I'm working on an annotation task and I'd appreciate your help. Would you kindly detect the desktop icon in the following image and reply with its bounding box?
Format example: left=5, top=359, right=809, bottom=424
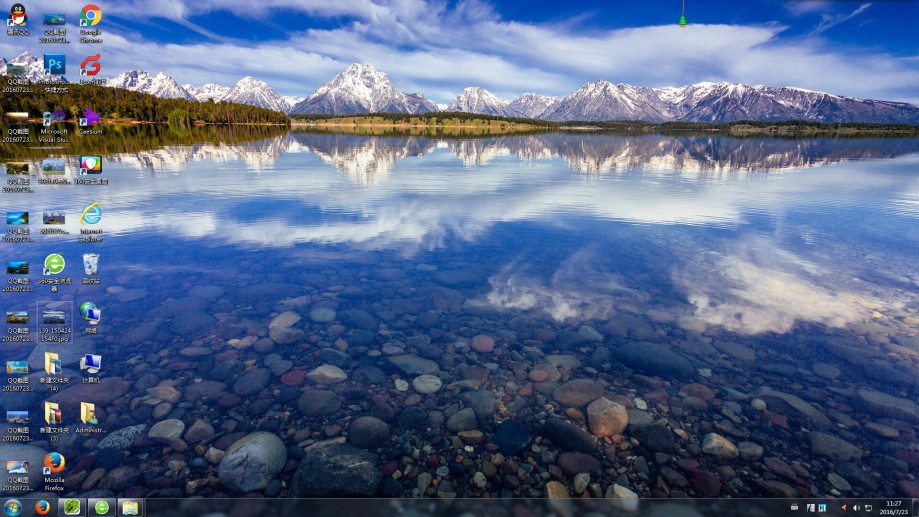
left=4, top=112, right=28, bottom=124
left=6, top=311, right=28, bottom=324
left=43, top=253, right=65, bottom=274
left=80, top=302, right=101, bottom=325
left=44, top=401, right=61, bottom=425
left=41, top=158, right=65, bottom=174
left=90, top=499, right=113, bottom=516
left=5, top=163, right=28, bottom=175
left=6, top=211, right=28, bottom=224
left=43, top=53, right=65, bottom=75
left=44, top=352, right=61, bottom=375
left=6, top=411, right=28, bottom=424
left=42, top=310, right=66, bottom=325
left=7, top=3, right=26, bottom=26
left=42, top=109, right=66, bottom=126
left=81, top=202, right=102, bottom=224
left=34, top=500, right=51, bottom=516
left=43, top=13, right=65, bottom=25
left=4, top=500, right=22, bottom=517
left=80, top=106, right=101, bottom=126
left=80, top=354, right=101, bottom=374
left=6, top=63, right=27, bottom=75
left=5, top=461, right=27, bottom=475
left=6, top=361, right=28, bottom=375
left=80, top=4, right=101, bottom=26
left=80, top=155, right=102, bottom=174
left=80, top=54, right=100, bottom=76
left=83, top=253, right=98, bottom=275
left=43, top=211, right=65, bottom=225
left=61, top=499, right=79, bottom=516
left=120, top=500, right=138, bottom=516
left=7, top=261, right=28, bottom=274
left=81, top=402, right=98, bottom=425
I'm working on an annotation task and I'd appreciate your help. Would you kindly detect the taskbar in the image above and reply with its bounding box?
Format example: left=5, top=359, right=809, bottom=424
left=2, top=497, right=917, bottom=517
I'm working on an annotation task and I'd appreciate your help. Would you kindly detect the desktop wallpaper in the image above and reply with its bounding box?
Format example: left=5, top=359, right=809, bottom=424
left=0, top=0, right=918, bottom=510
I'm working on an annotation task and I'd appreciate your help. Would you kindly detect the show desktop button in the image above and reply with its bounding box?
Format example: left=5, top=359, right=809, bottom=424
left=58, top=499, right=84, bottom=517
left=87, top=499, right=115, bottom=517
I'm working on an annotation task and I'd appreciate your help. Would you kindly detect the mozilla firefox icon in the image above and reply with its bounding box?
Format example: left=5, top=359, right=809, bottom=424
left=42, top=452, right=65, bottom=474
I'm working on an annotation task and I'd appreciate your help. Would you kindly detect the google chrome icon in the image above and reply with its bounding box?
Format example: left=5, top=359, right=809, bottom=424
left=34, top=501, right=51, bottom=516
left=80, top=4, right=102, bottom=26
left=43, top=452, right=65, bottom=474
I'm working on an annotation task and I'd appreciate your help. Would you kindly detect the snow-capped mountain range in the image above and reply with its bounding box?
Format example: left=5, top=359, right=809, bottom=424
left=508, top=93, right=560, bottom=119
left=289, top=64, right=436, bottom=115
left=95, top=64, right=919, bottom=123
left=542, top=81, right=919, bottom=123
left=107, top=70, right=196, bottom=101
left=446, top=87, right=526, bottom=118
left=2, top=51, right=917, bottom=122
left=108, top=71, right=303, bottom=112
left=183, top=83, right=229, bottom=101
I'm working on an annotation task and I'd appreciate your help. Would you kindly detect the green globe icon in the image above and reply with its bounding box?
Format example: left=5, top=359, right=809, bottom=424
left=94, top=500, right=109, bottom=515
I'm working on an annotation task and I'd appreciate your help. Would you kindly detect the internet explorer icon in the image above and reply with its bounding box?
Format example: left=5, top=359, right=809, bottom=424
left=80, top=202, right=102, bottom=224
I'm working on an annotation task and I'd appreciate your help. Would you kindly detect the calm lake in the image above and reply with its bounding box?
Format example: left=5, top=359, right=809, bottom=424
left=2, top=129, right=918, bottom=499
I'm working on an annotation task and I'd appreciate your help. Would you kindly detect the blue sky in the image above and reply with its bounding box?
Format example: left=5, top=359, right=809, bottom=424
left=3, top=0, right=918, bottom=103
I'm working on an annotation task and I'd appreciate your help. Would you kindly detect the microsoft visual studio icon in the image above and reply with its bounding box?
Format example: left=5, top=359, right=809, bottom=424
left=43, top=53, right=65, bottom=75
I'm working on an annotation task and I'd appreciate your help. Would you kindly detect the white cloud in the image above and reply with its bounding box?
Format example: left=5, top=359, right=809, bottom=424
left=9, top=0, right=917, bottom=104
left=812, top=3, right=872, bottom=34
left=672, top=237, right=876, bottom=334
left=482, top=248, right=647, bottom=322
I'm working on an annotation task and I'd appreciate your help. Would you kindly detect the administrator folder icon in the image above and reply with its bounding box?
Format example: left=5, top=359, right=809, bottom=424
left=121, top=500, right=139, bottom=515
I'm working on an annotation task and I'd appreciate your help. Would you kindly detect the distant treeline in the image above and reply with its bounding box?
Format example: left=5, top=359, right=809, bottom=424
left=291, top=111, right=559, bottom=127
left=293, top=125, right=553, bottom=139
left=560, top=119, right=919, bottom=134
left=0, top=83, right=290, bottom=125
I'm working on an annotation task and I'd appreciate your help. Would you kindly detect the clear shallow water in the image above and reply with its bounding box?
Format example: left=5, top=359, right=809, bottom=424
left=3, top=132, right=919, bottom=499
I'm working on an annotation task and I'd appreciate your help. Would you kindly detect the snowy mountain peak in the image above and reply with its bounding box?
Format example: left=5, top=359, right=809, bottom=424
left=447, top=87, right=525, bottom=118
left=184, top=82, right=230, bottom=101
left=289, top=63, right=436, bottom=115
left=106, top=70, right=195, bottom=101
left=508, top=93, right=560, bottom=118
left=234, top=76, right=265, bottom=88
left=13, top=50, right=37, bottom=63
left=219, top=76, right=289, bottom=112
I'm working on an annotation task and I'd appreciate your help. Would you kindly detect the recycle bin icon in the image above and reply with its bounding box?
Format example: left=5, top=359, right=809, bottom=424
left=83, top=253, right=99, bottom=275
